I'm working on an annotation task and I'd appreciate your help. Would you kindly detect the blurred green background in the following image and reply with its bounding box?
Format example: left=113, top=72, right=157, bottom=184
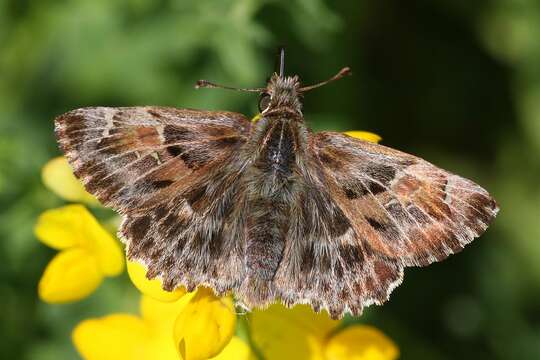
left=1, top=0, right=540, bottom=359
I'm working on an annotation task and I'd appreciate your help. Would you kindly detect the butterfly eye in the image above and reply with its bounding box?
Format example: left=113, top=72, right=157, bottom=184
left=258, top=93, right=272, bottom=112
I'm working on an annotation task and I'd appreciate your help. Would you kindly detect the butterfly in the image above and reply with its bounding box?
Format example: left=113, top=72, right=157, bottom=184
left=55, top=49, right=498, bottom=319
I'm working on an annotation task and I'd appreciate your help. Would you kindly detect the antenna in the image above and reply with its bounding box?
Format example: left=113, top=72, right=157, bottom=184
left=299, top=67, right=352, bottom=92
left=194, top=80, right=264, bottom=93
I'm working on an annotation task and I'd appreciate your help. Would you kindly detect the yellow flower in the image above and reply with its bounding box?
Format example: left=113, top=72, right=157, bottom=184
left=344, top=131, right=382, bottom=143
left=73, top=295, right=190, bottom=360
left=325, top=326, right=399, bottom=360
left=73, top=291, right=247, bottom=360
left=174, top=288, right=237, bottom=360
left=127, top=259, right=187, bottom=302
left=211, top=336, right=255, bottom=360
left=251, top=303, right=399, bottom=360
left=35, top=204, right=124, bottom=303
left=42, top=156, right=98, bottom=205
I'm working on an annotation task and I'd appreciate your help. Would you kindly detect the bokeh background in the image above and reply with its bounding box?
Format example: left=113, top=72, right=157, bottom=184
left=1, top=0, right=540, bottom=359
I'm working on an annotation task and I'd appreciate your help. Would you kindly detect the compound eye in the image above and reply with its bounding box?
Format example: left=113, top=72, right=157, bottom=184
left=258, top=93, right=271, bottom=112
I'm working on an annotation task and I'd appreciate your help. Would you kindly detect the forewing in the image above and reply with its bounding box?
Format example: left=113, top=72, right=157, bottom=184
left=55, top=106, right=251, bottom=214
left=313, top=132, right=498, bottom=267
left=55, top=106, right=252, bottom=291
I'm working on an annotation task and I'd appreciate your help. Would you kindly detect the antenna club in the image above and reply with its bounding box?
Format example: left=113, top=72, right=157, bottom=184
left=298, top=66, right=353, bottom=92
left=340, top=67, right=352, bottom=76
left=195, top=80, right=211, bottom=89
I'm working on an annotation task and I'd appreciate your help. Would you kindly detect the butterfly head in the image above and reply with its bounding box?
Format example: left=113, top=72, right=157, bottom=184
left=258, top=73, right=303, bottom=116
left=195, top=48, right=351, bottom=119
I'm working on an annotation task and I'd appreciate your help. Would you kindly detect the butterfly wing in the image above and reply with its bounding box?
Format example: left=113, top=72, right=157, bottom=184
left=274, top=131, right=498, bottom=318
left=55, top=106, right=252, bottom=292
left=314, top=132, right=498, bottom=265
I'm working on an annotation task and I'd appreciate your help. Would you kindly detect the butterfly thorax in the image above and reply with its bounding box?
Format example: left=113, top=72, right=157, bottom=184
left=248, top=112, right=307, bottom=187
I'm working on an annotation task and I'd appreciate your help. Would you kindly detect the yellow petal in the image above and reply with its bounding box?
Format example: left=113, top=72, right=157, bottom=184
left=324, top=325, right=399, bottom=360
left=174, top=288, right=237, bottom=360
left=251, top=303, right=339, bottom=360
left=344, top=131, right=382, bottom=143
left=74, top=296, right=193, bottom=360
left=141, top=295, right=197, bottom=360
left=127, top=260, right=187, bottom=302
left=140, top=294, right=193, bottom=331
left=210, top=336, right=254, bottom=360
left=38, top=248, right=103, bottom=303
left=35, top=205, right=84, bottom=250
left=42, top=156, right=98, bottom=204
left=73, top=314, right=149, bottom=360
left=35, top=205, right=124, bottom=276
left=79, top=209, right=124, bottom=277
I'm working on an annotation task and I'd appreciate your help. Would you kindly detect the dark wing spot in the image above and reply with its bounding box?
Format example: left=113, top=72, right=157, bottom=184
left=344, top=186, right=358, bottom=199
left=180, top=148, right=211, bottom=169
left=339, top=244, right=364, bottom=265
left=213, top=136, right=240, bottom=148
left=343, top=179, right=385, bottom=199
left=185, top=185, right=207, bottom=211
left=154, top=205, right=168, bottom=219
left=164, top=125, right=191, bottom=144
left=147, top=109, right=164, bottom=118
left=62, top=115, right=86, bottom=134
left=343, top=181, right=369, bottom=199
left=206, top=125, right=234, bottom=137
left=129, top=216, right=151, bottom=242
left=365, top=217, right=400, bottom=240
left=152, top=180, right=174, bottom=189
left=162, top=212, right=178, bottom=229
left=366, top=164, right=396, bottom=184
left=301, top=244, right=315, bottom=274
left=166, top=145, right=183, bottom=157
left=334, top=261, right=344, bottom=278
left=160, top=211, right=190, bottom=242
left=329, top=206, right=351, bottom=238
left=318, top=252, right=332, bottom=272
left=366, top=217, right=385, bottom=231
left=363, top=164, right=396, bottom=195
left=208, top=230, right=224, bottom=258
left=367, top=181, right=386, bottom=195
left=385, top=201, right=410, bottom=225
left=406, top=205, right=431, bottom=224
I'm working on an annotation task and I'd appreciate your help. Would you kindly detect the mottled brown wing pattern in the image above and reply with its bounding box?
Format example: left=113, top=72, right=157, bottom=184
left=272, top=177, right=404, bottom=318
left=56, top=107, right=250, bottom=213
left=274, top=131, right=497, bottom=317
left=314, top=132, right=498, bottom=266
left=120, top=162, right=250, bottom=293
left=55, top=107, right=252, bottom=292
